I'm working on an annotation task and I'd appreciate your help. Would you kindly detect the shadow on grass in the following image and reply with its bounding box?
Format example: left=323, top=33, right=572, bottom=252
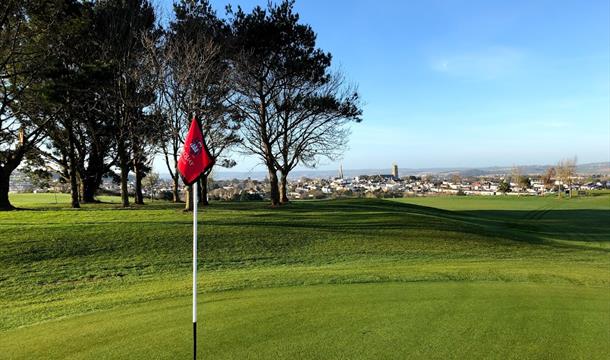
left=18, top=198, right=608, bottom=248
left=4, top=198, right=608, bottom=266
left=201, top=199, right=610, bottom=249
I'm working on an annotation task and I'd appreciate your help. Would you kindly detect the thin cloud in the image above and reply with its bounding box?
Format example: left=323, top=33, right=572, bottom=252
left=431, top=46, right=525, bottom=80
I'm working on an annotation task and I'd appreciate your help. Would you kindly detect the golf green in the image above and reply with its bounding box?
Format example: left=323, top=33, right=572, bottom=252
left=2, top=282, right=608, bottom=359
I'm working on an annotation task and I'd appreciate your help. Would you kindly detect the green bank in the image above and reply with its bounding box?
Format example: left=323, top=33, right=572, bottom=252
left=1, top=194, right=609, bottom=359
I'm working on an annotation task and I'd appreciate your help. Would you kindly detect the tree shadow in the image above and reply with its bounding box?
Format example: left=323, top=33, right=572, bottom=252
left=205, top=199, right=610, bottom=249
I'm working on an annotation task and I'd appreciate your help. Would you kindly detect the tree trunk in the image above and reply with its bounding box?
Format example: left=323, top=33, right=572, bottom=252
left=267, top=167, right=280, bottom=206
left=78, top=147, right=106, bottom=203
left=120, top=163, right=130, bottom=207
left=68, top=133, right=80, bottom=209
left=200, top=174, right=209, bottom=206
left=0, top=171, right=14, bottom=211
left=184, top=184, right=193, bottom=211
left=184, top=184, right=201, bottom=211
left=172, top=175, right=180, bottom=202
left=69, top=168, right=80, bottom=208
left=134, top=162, right=144, bottom=205
left=279, top=171, right=289, bottom=204
left=185, top=182, right=204, bottom=209
left=118, top=142, right=130, bottom=207
left=134, top=172, right=144, bottom=204
left=0, top=147, right=28, bottom=210
left=80, top=175, right=98, bottom=203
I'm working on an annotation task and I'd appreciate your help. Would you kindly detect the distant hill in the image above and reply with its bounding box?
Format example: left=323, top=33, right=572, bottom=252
left=430, top=162, right=610, bottom=177
left=576, top=162, right=610, bottom=174
left=156, top=162, right=609, bottom=180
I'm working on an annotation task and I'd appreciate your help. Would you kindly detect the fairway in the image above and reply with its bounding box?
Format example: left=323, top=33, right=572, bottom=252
left=1, top=194, right=609, bottom=359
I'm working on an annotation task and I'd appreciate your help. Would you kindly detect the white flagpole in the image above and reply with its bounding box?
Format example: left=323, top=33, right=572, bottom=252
left=193, top=181, right=198, bottom=360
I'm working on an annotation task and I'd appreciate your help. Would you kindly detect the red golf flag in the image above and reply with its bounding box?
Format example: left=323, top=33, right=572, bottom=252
left=178, top=118, right=214, bottom=185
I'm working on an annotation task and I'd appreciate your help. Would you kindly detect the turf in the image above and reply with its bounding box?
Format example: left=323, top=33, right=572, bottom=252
left=1, top=193, right=609, bottom=359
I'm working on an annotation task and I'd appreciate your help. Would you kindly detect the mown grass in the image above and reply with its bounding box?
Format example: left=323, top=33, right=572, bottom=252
left=1, top=193, right=609, bottom=359
left=3, top=282, right=608, bottom=360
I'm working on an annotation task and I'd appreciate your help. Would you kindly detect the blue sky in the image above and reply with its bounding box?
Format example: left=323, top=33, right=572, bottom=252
left=155, top=0, right=609, bottom=172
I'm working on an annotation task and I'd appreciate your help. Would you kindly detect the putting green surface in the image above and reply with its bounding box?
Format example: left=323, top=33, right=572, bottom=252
left=2, top=282, right=608, bottom=360
left=1, top=193, right=609, bottom=359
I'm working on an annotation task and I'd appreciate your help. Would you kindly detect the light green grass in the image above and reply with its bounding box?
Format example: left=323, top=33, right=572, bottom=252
left=2, top=282, right=608, bottom=360
left=1, top=193, right=609, bottom=359
left=391, top=192, right=610, bottom=211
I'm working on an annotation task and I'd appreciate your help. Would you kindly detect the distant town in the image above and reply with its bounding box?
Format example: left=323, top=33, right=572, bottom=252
left=10, top=162, right=610, bottom=202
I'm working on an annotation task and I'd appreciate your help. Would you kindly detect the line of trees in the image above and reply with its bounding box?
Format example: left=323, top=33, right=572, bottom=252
left=555, top=156, right=577, bottom=198
left=0, top=0, right=362, bottom=210
left=529, top=157, right=578, bottom=197
left=503, top=158, right=578, bottom=196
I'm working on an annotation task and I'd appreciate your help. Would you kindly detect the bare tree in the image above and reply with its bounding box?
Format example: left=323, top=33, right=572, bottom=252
left=272, top=73, right=361, bottom=203
left=142, top=171, right=159, bottom=200
left=557, top=157, right=577, bottom=198
left=144, top=33, right=186, bottom=202
left=450, top=174, right=461, bottom=185
left=230, top=46, right=283, bottom=205
left=542, top=166, right=556, bottom=196
left=511, top=165, right=522, bottom=195
left=518, top=176, right=531, bottom=191
left=145, top=0, right=239, bottom=209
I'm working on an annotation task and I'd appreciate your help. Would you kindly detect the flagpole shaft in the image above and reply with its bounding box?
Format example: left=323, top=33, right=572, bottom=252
left=193, top=181, right=198, bottom=360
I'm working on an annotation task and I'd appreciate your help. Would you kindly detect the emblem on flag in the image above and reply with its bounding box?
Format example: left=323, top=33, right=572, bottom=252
left=190, top=141, right=203, bottom=156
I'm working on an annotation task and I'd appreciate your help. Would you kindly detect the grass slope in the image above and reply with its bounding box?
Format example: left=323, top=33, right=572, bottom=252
left=1, top=193, right=609, bottom=359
